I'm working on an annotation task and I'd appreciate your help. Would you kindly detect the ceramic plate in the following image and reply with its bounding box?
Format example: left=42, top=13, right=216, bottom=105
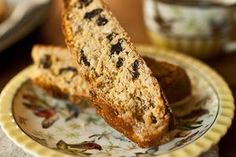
left=0, top=45, right=234, bottom=157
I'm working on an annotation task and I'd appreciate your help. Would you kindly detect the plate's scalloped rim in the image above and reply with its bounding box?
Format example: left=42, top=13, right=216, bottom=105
left=0, top=66, right=71, bottom=157
left=0, top=45, right=234, bottom=157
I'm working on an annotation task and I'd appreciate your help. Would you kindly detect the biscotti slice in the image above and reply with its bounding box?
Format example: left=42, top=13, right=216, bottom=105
left=31, top=45, right=191, bottom=105
left=62, top=0, right=173, bottom=147
left=143, top=57, right=191, bottom=104
left=31, top=45, right=90, bottom=104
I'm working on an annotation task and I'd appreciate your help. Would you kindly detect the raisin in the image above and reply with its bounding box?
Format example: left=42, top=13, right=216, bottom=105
left=96, top=16, right=108, bottom=26
left=84, top=8, right=103, bottom=20
left=132, top=71, right=140, bottom=80
left=132, top=60, right=139, bottom=72
left=111, top=39, right=123, bottom=55
left=78, top=0, right=93, bottom=8
left=39, top=55, right=51, bottom=69
left=116, top=57, right=124, bottom=68
left=80, top=50, right=90, bottom=67
left=151, top=115, right=157, bottom=123
left=59, top=67, right=78, bottom=75
left=106, top=32, right=117, bottom=41
left=131, top=60, right=140, bottom=80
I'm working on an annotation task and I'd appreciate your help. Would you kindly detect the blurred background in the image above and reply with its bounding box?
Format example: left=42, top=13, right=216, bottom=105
left=0, top=0, right=235, bottom=156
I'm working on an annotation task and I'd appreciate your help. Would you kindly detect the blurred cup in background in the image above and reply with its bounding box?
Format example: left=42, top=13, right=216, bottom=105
left=143, top=0, right=236, bottom=59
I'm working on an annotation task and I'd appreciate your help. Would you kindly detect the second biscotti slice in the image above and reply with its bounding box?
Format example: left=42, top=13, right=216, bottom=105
left=62, top=0, right=173, bottom=147
left=31, top=45, right=90, bottom=103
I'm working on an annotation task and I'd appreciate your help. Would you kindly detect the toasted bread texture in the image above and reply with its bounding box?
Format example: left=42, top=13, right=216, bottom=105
left=62, top=0, right=173, bottom=147
left=32, top=45, right=191, bottom=106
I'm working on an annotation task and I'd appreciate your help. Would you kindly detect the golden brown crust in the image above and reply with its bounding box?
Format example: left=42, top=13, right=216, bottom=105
left=33, top=77, right=91, bottom=105
left=92, top=95, right=170, bottom=148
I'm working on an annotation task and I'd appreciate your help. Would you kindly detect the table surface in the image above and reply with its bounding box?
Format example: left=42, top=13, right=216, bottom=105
left=0, top=1, right=235, bottom=157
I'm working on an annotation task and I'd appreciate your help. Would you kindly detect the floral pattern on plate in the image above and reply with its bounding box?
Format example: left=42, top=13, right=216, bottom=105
left=12, top=59, right=218, bottom=157
left=0, top=45, right=233, bottom=157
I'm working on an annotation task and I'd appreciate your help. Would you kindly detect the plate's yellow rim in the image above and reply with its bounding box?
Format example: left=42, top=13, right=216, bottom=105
left=0, top=45, right=234, bottom=157
left=0, top=66, right=72, bottom=157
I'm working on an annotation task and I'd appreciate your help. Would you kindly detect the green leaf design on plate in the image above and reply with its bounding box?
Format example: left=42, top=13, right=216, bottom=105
left=146, top=147, right=159, bottom=154
left=56, top=140, right=102, bottom=156
left=55, top=126, right=66, bottom=132
left=178, top=124, right=203, bottom=131
left=104, top=142, right=120, bottom=151
left=171, top=7, right=182, bottom=16
left=85, top=116, right=100, bottom=125
left=89, top=131, right=111, bottom=140
left=68, top=123, right=81, bottom=130
left=44, top=132, right=55, bottom=140
left=66, top=132, right=80, bottom=138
